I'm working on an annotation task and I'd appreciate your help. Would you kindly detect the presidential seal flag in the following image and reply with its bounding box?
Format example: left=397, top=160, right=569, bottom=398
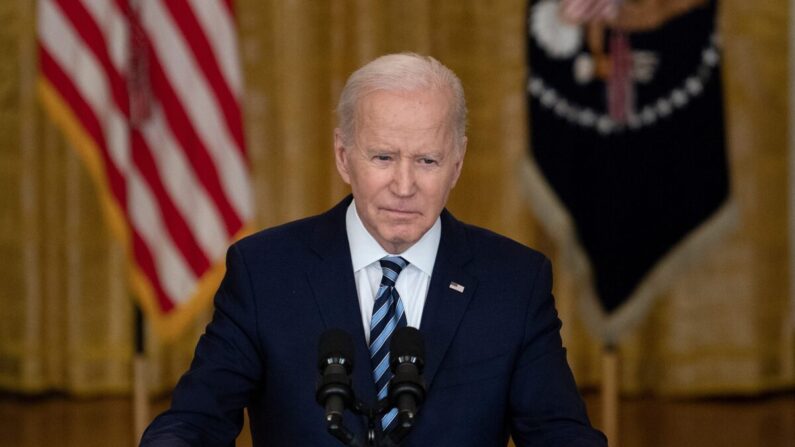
left=523, top=0, right=733, bottom=344
left=37, top=0, right=252, bottom=340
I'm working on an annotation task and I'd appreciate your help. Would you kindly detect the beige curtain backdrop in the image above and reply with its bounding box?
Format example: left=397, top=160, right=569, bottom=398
left=0, top=0, right=791, bottom=397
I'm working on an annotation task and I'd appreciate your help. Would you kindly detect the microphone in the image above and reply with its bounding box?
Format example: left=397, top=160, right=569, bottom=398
left=388, top=326, right=426, bottom=433
left=316, top=328, right=355, bottom=444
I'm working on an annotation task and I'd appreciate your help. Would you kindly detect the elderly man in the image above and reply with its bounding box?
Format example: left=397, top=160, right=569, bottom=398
left=141, top=53, right=606, bottom=447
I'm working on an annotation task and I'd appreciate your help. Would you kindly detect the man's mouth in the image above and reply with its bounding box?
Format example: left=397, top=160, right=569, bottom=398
left=381, top=208, right=419, bottom=217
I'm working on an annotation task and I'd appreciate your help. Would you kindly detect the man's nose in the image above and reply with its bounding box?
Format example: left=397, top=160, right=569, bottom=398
left=391, top=159, right=416, bottom=197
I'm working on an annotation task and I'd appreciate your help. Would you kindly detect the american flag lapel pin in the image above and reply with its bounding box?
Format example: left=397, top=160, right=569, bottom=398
left=449, top=281, right=465, bottom=293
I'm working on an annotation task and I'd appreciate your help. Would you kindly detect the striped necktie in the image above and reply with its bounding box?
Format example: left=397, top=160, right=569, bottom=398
left=369, top=255, right=409, bottom=431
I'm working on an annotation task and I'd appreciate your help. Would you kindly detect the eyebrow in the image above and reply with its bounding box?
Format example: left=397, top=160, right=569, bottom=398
left=364, top=147, right=448, bottom=160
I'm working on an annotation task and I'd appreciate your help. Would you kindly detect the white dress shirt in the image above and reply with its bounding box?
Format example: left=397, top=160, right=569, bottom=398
left=345, top=200, right=440, bottom=343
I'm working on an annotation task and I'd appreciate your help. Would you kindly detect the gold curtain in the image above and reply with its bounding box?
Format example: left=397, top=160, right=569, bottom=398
left=0, top=0, right=791, bottom=397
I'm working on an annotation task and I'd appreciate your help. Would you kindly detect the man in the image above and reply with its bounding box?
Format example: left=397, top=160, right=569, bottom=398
left=141, top=53, right=606, bottom=446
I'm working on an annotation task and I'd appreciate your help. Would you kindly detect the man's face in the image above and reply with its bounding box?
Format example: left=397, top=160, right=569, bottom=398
left=334, top=88, right=467, bottom=254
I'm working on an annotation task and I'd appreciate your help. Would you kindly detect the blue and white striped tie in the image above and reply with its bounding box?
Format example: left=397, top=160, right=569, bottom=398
left=369, top=256, right=409, bottom=432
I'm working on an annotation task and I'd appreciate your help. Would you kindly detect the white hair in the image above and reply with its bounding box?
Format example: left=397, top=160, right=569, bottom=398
left=336, top=53, right=468, bottom=146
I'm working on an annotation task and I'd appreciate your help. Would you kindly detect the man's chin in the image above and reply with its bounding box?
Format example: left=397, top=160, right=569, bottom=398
left=379, top=232, right=421, bottom=254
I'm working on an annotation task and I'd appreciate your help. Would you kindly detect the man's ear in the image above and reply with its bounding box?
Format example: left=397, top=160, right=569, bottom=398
left=334, top=129, right=351, bottom=185
left=450, top=136, right=467, bottom=188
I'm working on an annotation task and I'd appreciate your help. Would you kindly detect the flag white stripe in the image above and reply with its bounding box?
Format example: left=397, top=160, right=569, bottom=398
left=129, top=170, right=199, bottom=303
left=142, top=0, right=252, bottom=219
left=140, top=104, right=229, bottom=260
left=187, top=0, right=242, bottom=97
left=80, top=0, right=129, bottom=74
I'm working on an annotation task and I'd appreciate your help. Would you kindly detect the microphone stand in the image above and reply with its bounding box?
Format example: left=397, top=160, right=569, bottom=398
left=324, top=398, right=417, bottom=447
left=325, top=411, right=359, bottom=446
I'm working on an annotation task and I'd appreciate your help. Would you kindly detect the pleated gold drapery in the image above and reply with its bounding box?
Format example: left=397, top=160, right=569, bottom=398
left=0, top=0, right=791, bottom=397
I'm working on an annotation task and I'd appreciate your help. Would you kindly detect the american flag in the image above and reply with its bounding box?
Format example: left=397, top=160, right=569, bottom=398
left=37, top=0, right=252, bottom=340
left=560, top=0, right=618, bottom=24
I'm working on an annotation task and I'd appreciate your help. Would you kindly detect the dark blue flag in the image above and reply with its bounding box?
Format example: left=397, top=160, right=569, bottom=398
left=524, top=0, right=733, bottom=343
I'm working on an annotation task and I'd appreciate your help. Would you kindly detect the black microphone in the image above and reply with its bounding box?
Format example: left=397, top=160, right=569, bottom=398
left=316, top=328, right=355, bottom=439
left=388, top=326, right=426, bottom=433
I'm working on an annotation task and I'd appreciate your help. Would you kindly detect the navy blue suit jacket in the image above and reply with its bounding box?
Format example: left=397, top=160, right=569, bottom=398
left=141, top=196, right=606, bottom=446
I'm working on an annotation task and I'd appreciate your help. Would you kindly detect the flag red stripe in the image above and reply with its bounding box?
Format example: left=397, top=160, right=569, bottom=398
left=53, top=0, right=130, bottom=116
left=113, top=0, right=128, bottom=14
left=162, top=0, right=246, bottom=155
left=133, top=230, right=175, bottom=312
left=40, top=45, right=128, bottom=211
left=222, top=0, right=234, bottom=16
left=146, top=40, right=243, bottom=235
left=131, top=131, right=212, bottom=276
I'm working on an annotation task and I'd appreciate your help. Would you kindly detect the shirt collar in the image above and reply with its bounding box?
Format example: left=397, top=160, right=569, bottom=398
left=346, top=200, right=440, bottom=276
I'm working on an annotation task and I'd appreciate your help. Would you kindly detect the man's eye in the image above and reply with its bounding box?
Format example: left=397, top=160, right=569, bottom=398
left=420, top=158, right=438, bottom=165
left=374, top=155, right=392, bottom=161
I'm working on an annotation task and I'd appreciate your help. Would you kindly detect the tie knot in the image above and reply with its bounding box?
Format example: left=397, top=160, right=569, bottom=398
left=379, top=256, right=408, bottom=286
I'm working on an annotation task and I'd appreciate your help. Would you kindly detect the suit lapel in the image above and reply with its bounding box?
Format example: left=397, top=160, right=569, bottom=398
left=419, top=210, right=477, bottom=391
left=307, top=197, right=378, bottom=407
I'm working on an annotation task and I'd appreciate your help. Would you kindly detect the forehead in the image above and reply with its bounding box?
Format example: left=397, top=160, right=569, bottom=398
left=355, top=88, right=454, bottom=133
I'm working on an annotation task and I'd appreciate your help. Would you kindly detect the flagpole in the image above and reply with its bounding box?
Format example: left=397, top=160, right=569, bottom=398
left=133, top=305, right=149, bottom=446
left=129, top=0, right=149, bottom=439
left=789, top=0, right=795, bottom=329
left=601, top=344, right=619, bottom=447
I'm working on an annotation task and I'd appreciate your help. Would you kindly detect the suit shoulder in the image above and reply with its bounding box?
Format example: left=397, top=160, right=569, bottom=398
left=231, top=213, right=320, bottom=260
